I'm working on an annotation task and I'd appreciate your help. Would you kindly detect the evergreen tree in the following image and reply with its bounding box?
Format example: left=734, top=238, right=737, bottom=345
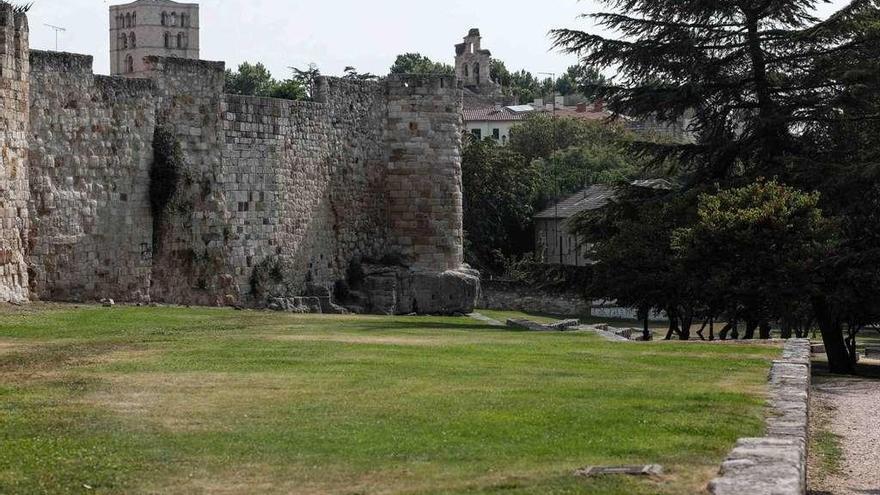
left=553, top=0, right=880, bottom=372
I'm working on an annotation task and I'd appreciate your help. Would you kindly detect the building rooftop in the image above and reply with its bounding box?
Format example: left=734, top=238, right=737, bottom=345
left=463, top=106, right=539, bottom=122
left=534, top=180, right=676, bottom=220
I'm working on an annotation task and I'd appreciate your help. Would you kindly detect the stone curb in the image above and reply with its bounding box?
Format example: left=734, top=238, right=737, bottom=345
left=708, top=339, right=811, bottom=495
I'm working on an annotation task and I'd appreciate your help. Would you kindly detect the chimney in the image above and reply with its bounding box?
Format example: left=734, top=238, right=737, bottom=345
left=593, top=98, right=605, bottom=113
left=576, top=102, right=588, bottom=113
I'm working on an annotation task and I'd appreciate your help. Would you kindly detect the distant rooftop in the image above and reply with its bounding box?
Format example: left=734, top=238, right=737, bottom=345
left=535, top=180, right=675, bottom=220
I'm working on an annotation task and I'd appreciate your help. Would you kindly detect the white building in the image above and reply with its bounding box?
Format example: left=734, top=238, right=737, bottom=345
left=110, top=0, right=200, bottom=76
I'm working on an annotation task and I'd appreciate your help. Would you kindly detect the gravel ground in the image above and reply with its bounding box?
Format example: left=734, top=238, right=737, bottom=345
left=809, top=373, right=880, bottom=495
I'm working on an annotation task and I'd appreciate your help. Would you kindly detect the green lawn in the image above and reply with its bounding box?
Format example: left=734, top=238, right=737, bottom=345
left=0, top=305, right=780, bottom=495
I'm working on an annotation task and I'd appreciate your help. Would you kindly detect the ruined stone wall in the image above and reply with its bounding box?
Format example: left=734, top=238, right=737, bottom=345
left=27, top=51, right=155, bottom=302
left=0, top=7, right=29, bottom=303
left=384, top=75, right=464, bottom=272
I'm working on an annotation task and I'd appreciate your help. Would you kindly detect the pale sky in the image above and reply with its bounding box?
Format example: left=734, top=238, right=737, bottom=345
left=27, top=0, right=850, bottom=78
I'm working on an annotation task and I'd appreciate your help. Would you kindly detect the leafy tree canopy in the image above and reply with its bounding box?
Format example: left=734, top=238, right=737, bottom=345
left=390, top=53, right=455, bottom=76
left=225, top=62, right=307, bottom=101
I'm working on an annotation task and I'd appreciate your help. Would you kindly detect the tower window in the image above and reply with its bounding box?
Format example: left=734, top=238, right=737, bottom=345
left=125, top=13, right=131, bottom=28
left=125, top=55, right=134, bottom=74
left=171, top=12, right=178, bottom=26
left=120, top=33, right=128, bottom=49
left=177, top=32, right=184, bottom=49
left=161, top=12, right=167, bottom=26
left=130, top=32, right=136, bottom=48
left=464, top=65, right=469, bottom=78
left=164, top=32, right=171, bottom=48
left=132, top=12, right=136, bottom=27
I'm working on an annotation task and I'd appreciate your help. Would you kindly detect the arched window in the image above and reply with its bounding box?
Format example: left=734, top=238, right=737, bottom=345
left=131, top=12, right=136, bottom=27
left=464, top=65, right=469, bottom=78
left=171, top=12, right=178, bottom=26
left=161, top=12, right=167, bottom=26
left=125, top=13, right=131, bottom=28
left=125, top=55, right=134, bottom=74
left=130, top=32, right=136, bottom=48
left=164, top=32, right=171, bottom=49
left=120, top=33, right=128, bottom=49
left=177, top=32, right=184, bottom=48
left=180, top=13, right=187, bottom=27
left=116, top=15, right=122, bottom=29
left=474, top=63, right=481, bottom=82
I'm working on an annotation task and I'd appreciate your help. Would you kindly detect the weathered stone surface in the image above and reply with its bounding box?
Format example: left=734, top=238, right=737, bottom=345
left=0, top=8, right=30, bottom=304
left=1, top=9, right=479, bottom=314
left=506, top=318, right=580, bottom=332
left=478, top=281, right=590, bottom=317
left=708, top=339, right=811, bottom=495
left=574, top=465, right=663, bottom=477
left=355, top=265, right=479, bottom=315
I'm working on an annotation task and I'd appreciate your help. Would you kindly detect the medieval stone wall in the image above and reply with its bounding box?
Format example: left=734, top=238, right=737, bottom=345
left=2, top=9, right=476, bottom=313
left=27, top=51, right=155, bottom=302
left=0, top=8, right=29, bottom=303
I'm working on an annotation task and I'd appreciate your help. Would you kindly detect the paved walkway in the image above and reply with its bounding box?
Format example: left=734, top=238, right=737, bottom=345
left=809, top=372, right=880, bottom=495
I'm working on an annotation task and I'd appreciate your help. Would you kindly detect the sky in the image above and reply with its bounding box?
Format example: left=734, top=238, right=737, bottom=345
left=27, top=0, right=851, bottom=78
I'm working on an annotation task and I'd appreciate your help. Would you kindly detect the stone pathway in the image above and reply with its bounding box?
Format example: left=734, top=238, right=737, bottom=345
left=809, top=374, right=880, bottom=495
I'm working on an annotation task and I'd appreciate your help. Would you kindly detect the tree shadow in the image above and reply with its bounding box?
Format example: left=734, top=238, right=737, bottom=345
left=812, top=359, right=880, bottom=380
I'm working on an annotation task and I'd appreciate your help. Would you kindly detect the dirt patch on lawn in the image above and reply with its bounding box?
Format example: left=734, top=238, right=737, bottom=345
left=83, top=372, right=343, bottom=433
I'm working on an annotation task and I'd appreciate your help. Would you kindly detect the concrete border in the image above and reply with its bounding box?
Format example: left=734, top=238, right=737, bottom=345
left=708, top=339, right=811, bottom=495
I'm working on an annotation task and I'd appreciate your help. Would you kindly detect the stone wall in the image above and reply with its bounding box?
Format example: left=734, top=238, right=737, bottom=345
left=5, top=10, right=477, bottom=313
left=28, top=51, right=155, bottom=302
left=709, top=339, right=811, bottom=495
left=0, top=7, right=29, bottom=303
left=478, top=281, right=591, bottom=317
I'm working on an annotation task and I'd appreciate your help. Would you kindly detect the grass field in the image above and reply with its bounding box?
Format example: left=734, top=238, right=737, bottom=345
left=0, top=304, right=781, bottom=495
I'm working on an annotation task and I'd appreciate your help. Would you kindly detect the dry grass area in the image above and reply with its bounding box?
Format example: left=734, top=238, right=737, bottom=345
left=0, top=304, right=782, bottom=495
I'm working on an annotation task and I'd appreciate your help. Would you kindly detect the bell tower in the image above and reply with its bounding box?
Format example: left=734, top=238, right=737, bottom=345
left=109, top=0, right=200, bottom=76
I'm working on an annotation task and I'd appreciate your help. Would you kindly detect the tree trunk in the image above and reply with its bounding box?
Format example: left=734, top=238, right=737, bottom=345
left=709, top=319, right=715, bottom=341
left=744, top=320, right=758, bottom=340
left=696, top=320, right=709, bottom=341
left=643, top=311, right=651, bottom=342
left=780, top=320, right=793, bottom=339
left=812, top=297, right=854, bottom=374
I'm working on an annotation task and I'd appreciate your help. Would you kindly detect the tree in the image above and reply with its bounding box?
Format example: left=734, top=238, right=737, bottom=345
left=390, top=53, right=454, bottom=76
left=225, top=62, right=307, bottom=101
left=508, top=113, right=626, bottom=163
left=342, top=66, right=379, bottom=81
left=555, top=65, right=609, bottom=96
left=291, top=63, right=322, bottom=100
left=225, top=62, right=276, bottom=97
left=552, top=0, right=880, bottom=372
left=461, top=137, right=541, bottom=272
left=535, top=143, right=639, bottom=204
left=672, top=181, right=838, bottom=341
left=573, top=186, right=700, bottom=340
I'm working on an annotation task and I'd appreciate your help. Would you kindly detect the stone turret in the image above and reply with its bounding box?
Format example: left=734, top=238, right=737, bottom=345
left=0, top=3, right=29, bottom=303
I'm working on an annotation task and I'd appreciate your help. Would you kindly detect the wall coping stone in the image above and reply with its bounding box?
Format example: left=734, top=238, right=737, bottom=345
left=708, top=339, right=811, bottom=495
left=30, top=50, right=93, bottom=73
